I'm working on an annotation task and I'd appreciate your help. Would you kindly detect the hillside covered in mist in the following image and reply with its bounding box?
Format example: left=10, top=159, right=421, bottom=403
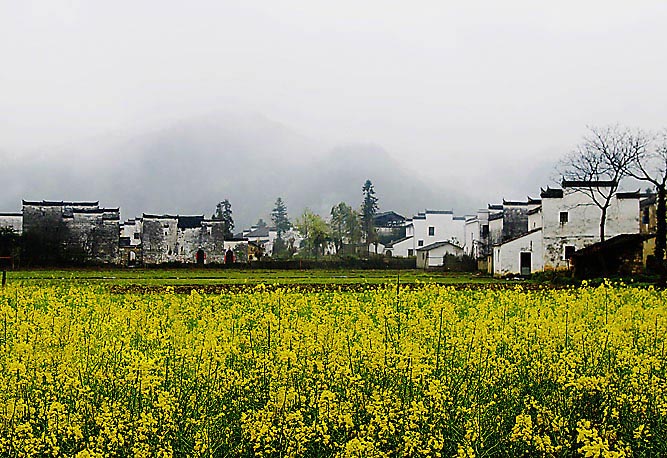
left=1, top=112, right=475, bottom=228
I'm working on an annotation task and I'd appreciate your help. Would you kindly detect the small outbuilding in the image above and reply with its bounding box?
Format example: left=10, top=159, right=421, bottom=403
left=570, top=233, right=655, bottom=279
left=416, top=241, right=464, bottom=268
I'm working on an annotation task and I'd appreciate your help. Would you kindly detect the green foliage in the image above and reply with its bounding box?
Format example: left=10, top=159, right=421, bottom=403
left=295, top=209, right=331, bottom=258
left=233, top=243, right=248, bottom=263
left=329, top=202, right=362, bottom=255
left=0, top=228, right=21, bottom=262
left=212, top=199, right=234, bottom=239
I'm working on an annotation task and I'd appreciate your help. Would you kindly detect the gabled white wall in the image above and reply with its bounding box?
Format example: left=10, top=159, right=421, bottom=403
left=493, top=229, right=544, bottom=276
left=541, top=189, right=639, bottom=269
left=464, top=217, right=479, bottom=256
left=384, top=236, right=414, bottom=257
left=416, top=243, right=464, bottom=268
left=407, top=211, right=466, bottom=253
left=528, top=208, right=542, bottom=231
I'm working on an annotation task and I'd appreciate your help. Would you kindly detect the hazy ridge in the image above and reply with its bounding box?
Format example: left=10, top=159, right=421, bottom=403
left=1, top=113, right=475, bottom=228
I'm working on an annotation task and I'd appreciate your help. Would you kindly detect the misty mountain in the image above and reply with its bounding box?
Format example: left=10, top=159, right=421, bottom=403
left=1, top=113, right=475, bottom=228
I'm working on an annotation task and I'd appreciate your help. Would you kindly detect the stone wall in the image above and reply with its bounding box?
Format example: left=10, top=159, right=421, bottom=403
left=141, top=215, right=179, bottom=265
left=21, top=200, right=118, bottom=264
left=63, top=209, right=120, bottom=264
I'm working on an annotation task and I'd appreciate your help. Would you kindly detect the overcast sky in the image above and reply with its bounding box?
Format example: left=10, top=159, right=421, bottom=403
left=2, top=0, right=667, bottom=206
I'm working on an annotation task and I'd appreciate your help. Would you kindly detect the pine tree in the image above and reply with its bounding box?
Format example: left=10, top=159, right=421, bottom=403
left=212, top=199, right=234, bottom=239
left=271, top=197, right=292, bottom=257
left=361, top=180, right=379, bottom=253
left=271, top=197, right=291, bottom=236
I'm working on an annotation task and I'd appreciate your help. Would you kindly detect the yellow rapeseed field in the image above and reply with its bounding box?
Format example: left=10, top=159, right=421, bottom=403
left=0, top=283, right=665, bottom=457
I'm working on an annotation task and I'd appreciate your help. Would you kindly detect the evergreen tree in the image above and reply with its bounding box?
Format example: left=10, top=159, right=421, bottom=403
left=271, top=197, right=291, bottom=236
left=360, top=180, right=379, bottom=253
left=212, top=199, right=234, bottom=239
left=256, top=218, right=268, bottom=229
left=271, top=197, right=292, bottom=257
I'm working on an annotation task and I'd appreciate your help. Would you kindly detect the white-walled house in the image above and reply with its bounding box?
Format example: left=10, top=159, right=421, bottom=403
left=245, top=226, right=278, bottom=256
left=464, top=210, right=489, bottom=258
left=121, top=219, right=143, bottom=246
left=384, top=236, right=414, bottom=257
left=539, top=183, right=640, bottom=270
left=492, top=182, right=641, bottom=276
left=416, top=241, right=464, bottom=268
left=381, top=210, right=469, bottom=261
left=401, top=210, right=466, bottom=252
left=492, top=228, right=543, bottom=276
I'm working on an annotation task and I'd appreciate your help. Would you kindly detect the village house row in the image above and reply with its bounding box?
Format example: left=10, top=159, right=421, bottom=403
left=379, top=180, right=655, bottom=276
left=0, top=201, right=272, bottom=265
left=0, top=181, right=658, bottom=275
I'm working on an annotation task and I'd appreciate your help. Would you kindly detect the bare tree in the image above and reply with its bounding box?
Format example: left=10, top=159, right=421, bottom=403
left=626, top=130, right=667, bottom=282
left=559, top=126, right=649, bottom=242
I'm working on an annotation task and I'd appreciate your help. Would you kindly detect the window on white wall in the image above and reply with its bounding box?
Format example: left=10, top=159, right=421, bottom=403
left=560, top=212, right=569, bottom=224
left=428, top=226, right=435, bottom=236
left=418, top=240, right=424, bottom=247
left=408, top=249, right=414, bottom=256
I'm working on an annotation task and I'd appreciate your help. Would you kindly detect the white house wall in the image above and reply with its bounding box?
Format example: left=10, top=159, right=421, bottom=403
left=464, top=218, right=479, bottom=256
left=122, top=220, right=143, bottom=246
left=541, top=190, right=639, bottom=270
left=384, top=236, right=414, bottom=257
left=528, top=210, right=542, bottom=232
left=416, top=244, right=464, bottom=268
left=408, top=211, right=466, bottom=252
left=489, top=217, right=503, bottom=245
left=493, top=229, right=544, bottom=276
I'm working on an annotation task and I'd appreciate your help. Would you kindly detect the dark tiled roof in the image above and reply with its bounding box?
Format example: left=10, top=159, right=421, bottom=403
left=493, top=227, right=542, bottom=246
left=0, top=212, right=21, bottom=216
left=616, top=191, right=640, bottom=199
left=425, top=210, right=453, bottom=214
left=562, top=179, right=616, bottom=188
left=374, top=211, right=405, bottom=220
left=178, top=215, right=204, bottom=229
left=416, top=240, right=463, bottom=251
left=540, top=187, right=564, bottom=198
left=246, top=227, right=270, bottom=238
left=72, top=208, right=119, bottom=214
left=502, top=199, right=530, bottom=206
left=488, top=204, right=503, bottom=210
left=571, top=233, right=655, bottom=257
left=23, top=200, right=99, bottom=207
left=384, top=236, right=413, bottom=248
left=527, top=206, right=542, bottom=215
left=143, top=214, right=178, bottom=219
left=453, top=216, right=466, bottom=221
left=641, top=195, right=657, bottom=207
left=489, top=212, right=504, bottom=221
left=501, top=198, right=542, bottom=206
